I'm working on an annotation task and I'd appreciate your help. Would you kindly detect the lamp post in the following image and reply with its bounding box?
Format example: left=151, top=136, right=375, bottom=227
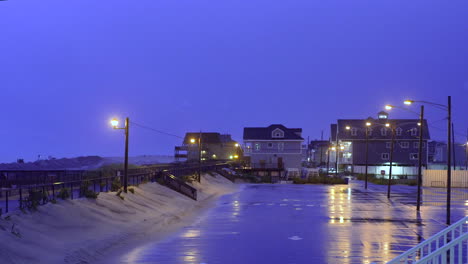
left=335, top=125, right=339, bottom=177
left=190, top=133, right=202, bottom=183
left=326, top=143, right=331, bottom=175
left=386, top=123, right=395, bottom=199
left=386, top=104, right=425, bottom=211
left=344, top=122, right=371, bottom=189
left=364, top=121, right=371, bottom=189
left=405, top=96, right=451, bottom=225
left=111, top=118, right=129, bottom=193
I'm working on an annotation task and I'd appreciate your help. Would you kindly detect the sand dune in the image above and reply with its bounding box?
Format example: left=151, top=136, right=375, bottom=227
left=0, top=173, right=237, bottom=264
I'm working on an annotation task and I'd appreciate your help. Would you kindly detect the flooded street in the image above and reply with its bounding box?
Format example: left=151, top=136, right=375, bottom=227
left=116, top=182, right=468, bottom=264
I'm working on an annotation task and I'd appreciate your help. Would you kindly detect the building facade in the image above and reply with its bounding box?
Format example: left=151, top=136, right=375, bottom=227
left=428, top=141, right=468, bottom=170
left=243, top=124, right=304, bottom=175
left=174, top=132, right=241, bottom=162
left=330, top=112, right=430, bottom=177
left=307, top=140, right=330, bottom=167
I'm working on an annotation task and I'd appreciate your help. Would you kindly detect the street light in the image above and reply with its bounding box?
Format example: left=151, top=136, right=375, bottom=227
left=364, top=121, right=371, bottom=189
left=189, top=133, right=202, bottom=182
left=386, top=104, right=425, bottom=211
left=110, top=117, right=129, bottom=193
left=405, top=96, right=451, bottom=225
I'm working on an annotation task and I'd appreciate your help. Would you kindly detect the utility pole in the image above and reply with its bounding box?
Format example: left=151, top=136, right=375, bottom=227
left=417, top=106, right=424, bottom=211
left=335, top=124, right=339, bottom=177
left=198, top=131, right=202, bottom=183
left=326, top=139, right=330, bottom=175
left=124, top=117, right=129, bottom=193
left=365, top=124, right=369, bottom=189
left=447, top=96, right=452, bottom=225
left=466, top=128, right=467, bottom=171
left=452, top=123, right=456, bottom=170
left=387, top=124, right=395, bottom=199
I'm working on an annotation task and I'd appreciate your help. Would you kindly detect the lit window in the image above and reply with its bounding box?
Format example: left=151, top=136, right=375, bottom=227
left=255, top=143, right=261, bottom=151
left=381, top=153, right=390, bottom=160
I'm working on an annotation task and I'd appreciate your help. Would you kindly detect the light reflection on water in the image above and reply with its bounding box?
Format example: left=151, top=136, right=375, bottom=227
left=116, top=183, right=468, bottom=264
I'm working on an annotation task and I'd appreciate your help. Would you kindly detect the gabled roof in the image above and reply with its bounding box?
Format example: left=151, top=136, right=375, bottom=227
left=243, top=124, right=303, bottom=140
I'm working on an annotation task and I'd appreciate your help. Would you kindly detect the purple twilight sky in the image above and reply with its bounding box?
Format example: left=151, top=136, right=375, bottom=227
left=1, top=0, right=467, bottom=162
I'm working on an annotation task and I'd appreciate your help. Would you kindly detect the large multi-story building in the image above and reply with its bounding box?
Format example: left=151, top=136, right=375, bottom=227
left=243, top=124, right=304, bottom=176
left=174, top=132, right=241, bottom=162
left=330, top=111, right=430, bottom=178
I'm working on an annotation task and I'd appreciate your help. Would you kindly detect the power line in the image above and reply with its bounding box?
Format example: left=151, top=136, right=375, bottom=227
left=130, top=121, right=184, bottom=139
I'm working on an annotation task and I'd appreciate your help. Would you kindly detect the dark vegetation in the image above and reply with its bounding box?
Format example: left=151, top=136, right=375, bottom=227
left=292, top=176, right=347, bottom=185
left=355, top=174, right=417, bottom=186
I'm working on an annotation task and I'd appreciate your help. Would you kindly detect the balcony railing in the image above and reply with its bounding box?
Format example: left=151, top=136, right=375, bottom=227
left=249, top=163, right=283, bottom=169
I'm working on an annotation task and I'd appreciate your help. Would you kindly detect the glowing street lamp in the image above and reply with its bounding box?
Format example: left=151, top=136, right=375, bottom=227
left=110, top=117, right=129, bottom=193
left=404, top=97, right=451, bottom=225
left=345, top=126, right=351, bottom=130
left=385, top=103, right=425, bottom=211
left=385, top=105, right=393, bottom=110
left=189, top=134, right=202, bottom=182
left=364, top=120, right=372, bottom=189
left=110, top=118, right=119, bottom=128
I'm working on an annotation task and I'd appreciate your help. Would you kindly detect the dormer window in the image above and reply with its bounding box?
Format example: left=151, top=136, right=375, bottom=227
left=272, top=128, right=284, bottom=138
left=378, top=111, right=389, bottom=120
left=410, top=128, right=418, bottom=136
left=381, top=128, right=387, bottom=136
left=396, top=127, right=403, bottom=136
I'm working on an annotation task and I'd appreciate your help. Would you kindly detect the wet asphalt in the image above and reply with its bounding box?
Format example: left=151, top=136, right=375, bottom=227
left=116, top=180, right=468, bottom=264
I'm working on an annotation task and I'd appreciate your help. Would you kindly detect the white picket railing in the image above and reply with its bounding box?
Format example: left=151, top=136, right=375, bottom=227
left=387, top=216, right=468, bottom=264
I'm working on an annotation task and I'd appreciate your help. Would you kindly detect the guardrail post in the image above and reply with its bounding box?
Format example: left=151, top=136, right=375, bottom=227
left=19, top=188, right=22, bottom=209
left=6, top=190, right=8, bottom=213
left=41, top=186, right=45, bottom=204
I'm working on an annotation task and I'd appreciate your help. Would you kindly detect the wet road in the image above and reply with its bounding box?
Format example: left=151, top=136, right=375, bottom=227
left=117, top=182, right=468, bottom=264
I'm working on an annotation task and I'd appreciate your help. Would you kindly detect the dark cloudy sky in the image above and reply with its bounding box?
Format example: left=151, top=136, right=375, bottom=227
left=1, top=0, right=467, bottom=162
